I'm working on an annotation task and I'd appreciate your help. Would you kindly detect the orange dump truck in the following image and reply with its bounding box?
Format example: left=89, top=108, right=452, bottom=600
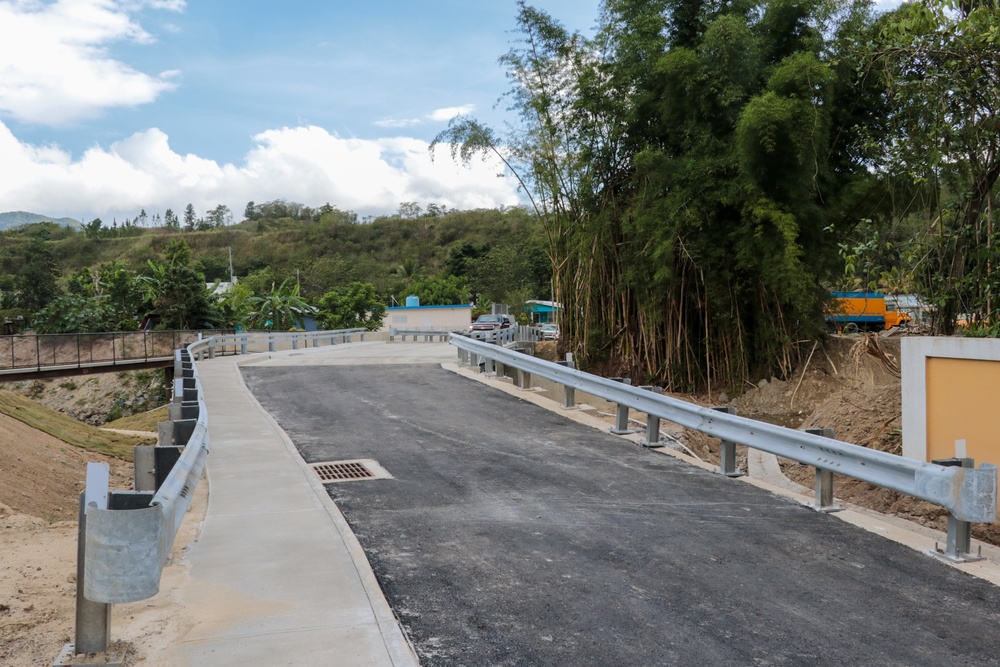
left=826, top=291, right=911, bottom=330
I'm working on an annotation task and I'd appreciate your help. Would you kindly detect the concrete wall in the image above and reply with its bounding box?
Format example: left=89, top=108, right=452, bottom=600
left=381, top=305, right=472, bottom=332
left=902, top=338, right=1000, bottom=487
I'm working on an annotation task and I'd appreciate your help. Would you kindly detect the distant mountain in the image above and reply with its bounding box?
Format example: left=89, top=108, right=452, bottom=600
left=0, top=211, right=81, bottom=231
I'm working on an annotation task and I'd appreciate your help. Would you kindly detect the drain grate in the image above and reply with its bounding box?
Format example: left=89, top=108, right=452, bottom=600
left=310, top=459, right=391, bottom=483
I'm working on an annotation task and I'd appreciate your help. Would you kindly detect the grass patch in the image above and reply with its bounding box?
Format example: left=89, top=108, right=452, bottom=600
left=104, top=405, right=169, bottom=432
left=0, top=390, right=148, bottom=459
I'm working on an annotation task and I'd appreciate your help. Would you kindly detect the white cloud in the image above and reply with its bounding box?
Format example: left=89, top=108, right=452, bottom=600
left=428, top=105, right=475, bottom=122
left=0, top=0, right=184, bottom=125
left=0, top=121, right=524, bottom=220
left=373, top=105, right=477, bottom=129
left=373, top=118, right=422, bottom=129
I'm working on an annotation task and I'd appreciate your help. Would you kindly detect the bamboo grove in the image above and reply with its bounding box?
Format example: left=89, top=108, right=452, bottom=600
left=434, top=0, right=1000, bottom=392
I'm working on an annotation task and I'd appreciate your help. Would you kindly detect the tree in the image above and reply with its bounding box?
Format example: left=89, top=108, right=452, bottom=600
left=33, top=293, right=114, bottom=333
left=164, top=209, right=180, bottom=230
left=183, top=203, right=197, bottom=231
left=468, top=242, right=550, bottom=306
left=207, top=204, right=232, bottom=228
left=869, top=0, right=1000, bottom=332
left=141, top=239, right=219, bottom=329
left=83, top=217, right=104, bottom=239
left=434, top=0, right=883, bottom=390
left=318, top=282, right=387, bottom=331
left=405, top=275, right=469, bottom=306
left=398, top=202, right=423, bottom=218
left=247, top=278, right=313, bottom=330
left=13, top=240, right=62, bottom=314
left=216, top=282, right=256, bottom=328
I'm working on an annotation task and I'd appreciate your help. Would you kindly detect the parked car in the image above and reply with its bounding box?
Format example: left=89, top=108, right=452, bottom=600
left=539, top=323, right=560, bottom=340
left=470, top=314, right=515, bottom=331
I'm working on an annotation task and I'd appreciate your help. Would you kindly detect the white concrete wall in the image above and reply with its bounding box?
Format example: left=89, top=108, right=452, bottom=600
left=381, top=306, right=472, bottom=332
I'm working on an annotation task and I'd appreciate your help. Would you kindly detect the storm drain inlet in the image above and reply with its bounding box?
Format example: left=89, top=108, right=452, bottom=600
left=311, top=459, right=392, bottom=483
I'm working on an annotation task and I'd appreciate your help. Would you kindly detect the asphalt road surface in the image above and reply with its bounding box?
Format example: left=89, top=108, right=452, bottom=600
left=242, top=363, right=1000, bottom=667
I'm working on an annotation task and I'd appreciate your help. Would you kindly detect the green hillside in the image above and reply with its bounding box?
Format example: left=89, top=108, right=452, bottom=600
left=0, top=211, right=80, bottom=231
left=0, top=205, right=550, bottom=323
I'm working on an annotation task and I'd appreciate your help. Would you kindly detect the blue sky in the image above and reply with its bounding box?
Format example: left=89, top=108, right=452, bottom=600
left=0, top=0, right=601, bottom=221
left=0, top=0, right=901, bottom=222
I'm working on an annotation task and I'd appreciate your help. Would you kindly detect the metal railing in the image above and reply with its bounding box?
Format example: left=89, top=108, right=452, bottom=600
left=0, top=329, right=233, bottom=376
left=193, top=328, right=370, bottom=357
left=449, top=334, right=998, bottom=563
left=387, top=326, right=540, bottom=344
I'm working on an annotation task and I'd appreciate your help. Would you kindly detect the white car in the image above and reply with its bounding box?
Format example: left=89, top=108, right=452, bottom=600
left=539, top=323, right=559, bottom=340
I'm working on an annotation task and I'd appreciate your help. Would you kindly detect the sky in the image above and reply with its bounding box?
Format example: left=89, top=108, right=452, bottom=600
left=0, top=0, right=902, bottom=224
left=0, top=0, right=601, bottom=222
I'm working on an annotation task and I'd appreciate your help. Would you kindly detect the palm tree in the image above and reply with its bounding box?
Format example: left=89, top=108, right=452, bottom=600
left=248, top=278, right=315, bottom=330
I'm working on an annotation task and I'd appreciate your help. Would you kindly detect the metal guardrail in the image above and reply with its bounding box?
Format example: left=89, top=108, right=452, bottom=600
left=389, top=326, right=541, bottom=344
left=390, top=327, right=456, bottom=342
left=62, top=328, right=371, bottom=660
left=194, top=328, right=369, bottom=357
left=449, top=334, right=999, bottom=563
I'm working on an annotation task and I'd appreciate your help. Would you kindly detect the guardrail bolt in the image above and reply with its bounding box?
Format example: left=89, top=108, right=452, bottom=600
left=712, top=406, right=744, bottom=477
left=805, top=428, right=842, bottom=512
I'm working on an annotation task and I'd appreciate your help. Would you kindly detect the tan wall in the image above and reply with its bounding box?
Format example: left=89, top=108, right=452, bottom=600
left=380, top=307, right=471, bottom=332
left=925, top=357, right=1000, bottom=464
left=902, top=337, right=1000, bottom=508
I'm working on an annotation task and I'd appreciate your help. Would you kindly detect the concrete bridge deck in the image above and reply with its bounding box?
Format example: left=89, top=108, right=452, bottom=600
left=162, top=341, right=1000, bottom=666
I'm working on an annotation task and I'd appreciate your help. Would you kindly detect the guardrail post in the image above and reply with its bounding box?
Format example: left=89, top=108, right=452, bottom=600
left=609, top=378, right=634, bottom=435
left=292, top=335, right=299, bottom=350
left=484, top=355, right=496, bottom=375
left=931, top=457, right=983, bottom=562
left=240, top=335, right=248, bottom=355
left=517, top=368, right=532, bottom=390
left=640, top=386, right=663, bottom=446
left=268, top=334, right=275, bottom=352
left=73, top=464, right=112, bottom=655
left=313, top=334, right=319, bottom=348
left=712, top=406, right=744, bottom=477
left=556, top=355, right=576, bottom=409
left=805, top=428, right=842, bottom=512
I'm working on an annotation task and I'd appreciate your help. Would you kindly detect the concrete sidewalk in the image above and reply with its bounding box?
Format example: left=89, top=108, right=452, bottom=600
left=165, top=342, right=449, bottom=665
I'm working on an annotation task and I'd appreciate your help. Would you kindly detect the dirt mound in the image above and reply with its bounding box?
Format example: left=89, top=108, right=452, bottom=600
left=720, top=334, right=1000, bottom=545
left=9, top=369, right=168, bottom=425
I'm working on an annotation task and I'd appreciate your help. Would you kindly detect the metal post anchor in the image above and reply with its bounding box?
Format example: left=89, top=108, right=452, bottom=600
left=639, top=386, right=663, bottom=447
left=931, top=457, right=985, bottom=563
left=609, top=378, right=635, bottom=435
left=712, top=406, right=744, bottom=477
left=805, top=428, right=842, bottom=512
left=556, top=357, right=576, bottom=408
left=76, top=465, right=111, bottom=653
